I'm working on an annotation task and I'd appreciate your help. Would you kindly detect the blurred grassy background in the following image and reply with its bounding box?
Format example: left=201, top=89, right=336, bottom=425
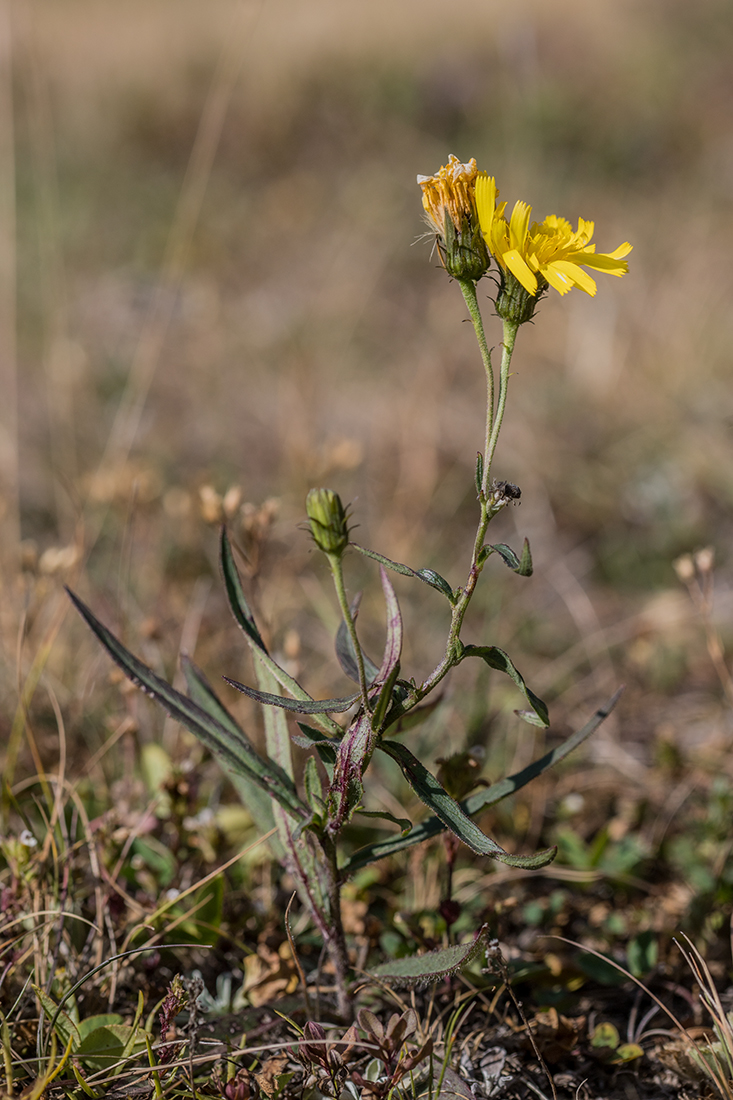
left=3, top=0, right=733, bottom=907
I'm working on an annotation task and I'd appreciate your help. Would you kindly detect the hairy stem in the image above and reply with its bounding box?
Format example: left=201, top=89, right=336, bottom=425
left=417, top=315, right=520, bottom=698
left=328, top=551, right=370, bottom=712
left=484, top=318, right=518, bottom=487
left=458, top=278, right=494, bottom=484
left=320, top=834, right=352, bottom=1020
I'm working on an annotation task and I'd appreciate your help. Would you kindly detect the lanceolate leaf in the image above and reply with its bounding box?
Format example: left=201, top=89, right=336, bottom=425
left=355, top=809, right=412, bottom=834
left=462, top=645, right=549, bottom=727
left=67, top=589, right=309, bottom=821
left=367, top=925, right=491, bottom=987
left=221, top=528, right=342, bottom=736
left=352, top=543, right=455, bottom=603
left=378, top=740, right=556, bottom=869
left=374, top=566, right=403, bottom=682
left=487, top=538, right=533, bottom=577
left=182, top=656, right=296, bottom=816
left=220, top=526, right=268, bottom=652
left=223, top=678, right=359, bottom=714
left=341, top=689, right=622, bottom=875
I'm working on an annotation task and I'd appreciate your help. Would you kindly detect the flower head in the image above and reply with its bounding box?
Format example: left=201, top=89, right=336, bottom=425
left=417, top=155, right=490, bottom=281
left=475, top=174, right=632, bottom=321
left=306, top=488, right=350, bottom=558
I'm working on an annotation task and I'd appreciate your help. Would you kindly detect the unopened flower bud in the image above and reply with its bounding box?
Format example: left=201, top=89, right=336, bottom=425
left=306, top=489, right=349, bottom=557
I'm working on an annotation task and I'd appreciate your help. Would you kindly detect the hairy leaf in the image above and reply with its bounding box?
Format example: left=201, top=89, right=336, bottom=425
left=355, top=808, right=412, bottom=834
left=487, top=538, right=533, bottom=577
left=341, top=689, right=622, bottom=874
left=220, top=525, right=268, bottom=652
left=181, top=656, right=296, bottom=796
left=352, top=543, right=455, bottom=603
left=67, top=589, right=309, bottom=820
left=223, top=678, right=359, bottom=714
left=367, top=925, right=491, bottom=987
left=373, top=566, right=403, bottom=682
left=462, top=644, right=549, bottom=727
left=221, top=528, right=341, bottom=736
left=378, top=741, right=556, bottom=868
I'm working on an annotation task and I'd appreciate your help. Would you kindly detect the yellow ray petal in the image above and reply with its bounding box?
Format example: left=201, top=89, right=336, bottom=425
left=504, top=248, right=538, bottom=294
left=549, top=260, right=598, bottom=296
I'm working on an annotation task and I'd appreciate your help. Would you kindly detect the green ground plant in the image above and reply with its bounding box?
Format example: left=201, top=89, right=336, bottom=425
left=68, top=157, right=630, bottom=1019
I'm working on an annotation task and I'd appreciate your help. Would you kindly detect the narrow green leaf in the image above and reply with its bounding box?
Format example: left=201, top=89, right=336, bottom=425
left=221, top=528, right=342, bottom=737
left=340, top=689, right=622, bottom=875
left=220, top=525, right=268, bottom=652
left=304, top=756, right=324, bottom=809
left=223, top=677, right=359, bottom=714
left=368, top=926, right=490, bottom=987
left=181, top=656, right=296, bottom=797
left=486, top=539, right=533, bottom=577
left=293, top=724, right=337, bottom=773
left=67, top=589, right=309, bottom=820
left=373, top=566, right=403, bottom=681
left=462, top=644, right=549, bottom=727
left=475, top=452, right=483, bottom=496
left=415, top=569, right=455, bottom=600
left=352, top=543, right=456, bottom=604
left=355, top=809, right=412, bottom=834
left=378, top=741, right=556, bottom=869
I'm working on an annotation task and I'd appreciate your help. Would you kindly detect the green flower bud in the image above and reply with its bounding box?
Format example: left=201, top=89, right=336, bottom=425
left=306, top=489, right=350, bottom=557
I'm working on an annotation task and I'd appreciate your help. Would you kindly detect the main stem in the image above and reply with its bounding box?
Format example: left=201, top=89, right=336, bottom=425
left=328, top=551, right=370, bottom=712
left=319, top=834, right=352, bottom=1020
left=418, top=310, right=519, bottom=698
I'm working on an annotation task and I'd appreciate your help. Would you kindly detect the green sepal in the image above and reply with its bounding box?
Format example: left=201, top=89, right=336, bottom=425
left=367, top=925, right=491, bottom=987
left=378, top=740, right=556, bottom=868
left=352, top=543, right=456, bottom=604
left=462, top=644, right=549, bottom=727
left=340, top=689, right=622, bottom=875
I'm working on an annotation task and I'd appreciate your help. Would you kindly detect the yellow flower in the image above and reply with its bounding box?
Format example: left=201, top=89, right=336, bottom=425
left=417, top=155, right=490, bottom=281
left=475, top=174, right=632, bottom=298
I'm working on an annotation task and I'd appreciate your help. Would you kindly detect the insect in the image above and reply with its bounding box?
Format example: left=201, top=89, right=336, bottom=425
left=494, top=480, right=522, bottom=503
